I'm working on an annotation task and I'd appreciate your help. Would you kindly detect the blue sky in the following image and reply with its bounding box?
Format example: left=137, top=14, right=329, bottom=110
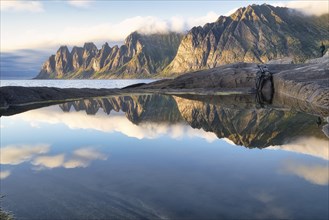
left=1, top=0, right=328, bottom=52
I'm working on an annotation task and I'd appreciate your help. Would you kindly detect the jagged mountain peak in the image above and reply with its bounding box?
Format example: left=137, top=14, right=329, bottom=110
left=36, top=31, right=183, bottom=79
left=57, top=45, right=70, bottom=53
left=102, top=42, right=110, bottom=49
left=125, top=31, right=140, bottom=42
left=36, top=4, right=328, bottom=79
left=71, top=46, right=83, bottom=53
left=83, top=42, right=98, bottom=51
left=164, top=4, right=328, bottom=74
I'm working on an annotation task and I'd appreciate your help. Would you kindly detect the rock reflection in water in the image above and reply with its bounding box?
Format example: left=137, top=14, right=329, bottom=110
left=1, top=94, right=328, bottom=220
left=58, top=94, right=328, bottom=149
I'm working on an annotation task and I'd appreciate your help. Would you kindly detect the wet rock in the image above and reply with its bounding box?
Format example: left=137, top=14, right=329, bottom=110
left=305, top=50, right=329, bottom=64
left=266, top=57, right=293, bottom=64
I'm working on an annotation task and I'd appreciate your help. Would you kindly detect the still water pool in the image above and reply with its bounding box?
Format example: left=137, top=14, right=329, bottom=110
left=0, top=94, right=328, bottom=219
left=0, top=79, right=156, bottom=89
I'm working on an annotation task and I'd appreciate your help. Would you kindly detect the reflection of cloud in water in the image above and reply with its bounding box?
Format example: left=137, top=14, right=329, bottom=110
left=222, top=138, right=237, bottom=146
left=0, top=170, right=11, bottom=179
left=73, top=148, right=108, bottom=161
left=251, top=191, right=290, bottom=219
left=282, top=161, right=329, bottom=186
left=33, top=148, right=108, bottom=169
left=12, top=106, right=218, bottom=142
left=63, top=148, right=108, bottom=169
left=0, top=144, right=107, bottom=170
left=0, top=144, right=50, bottom=165
left=32, top=154, right=65, bottom=168
left=268, top=137, right=329, bottom=160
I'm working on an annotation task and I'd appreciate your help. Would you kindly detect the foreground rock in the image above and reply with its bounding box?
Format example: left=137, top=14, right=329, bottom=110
left=135, top=60, right=329, bottom=110
left=1, top=59, right=328, bottom=116
left=0, top=86, right=120, bottom=111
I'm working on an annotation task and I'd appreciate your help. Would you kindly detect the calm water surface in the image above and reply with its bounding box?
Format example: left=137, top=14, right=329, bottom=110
left=0, top=94, right=328, bottom=219
left=0, top=79, right=156, bottom=89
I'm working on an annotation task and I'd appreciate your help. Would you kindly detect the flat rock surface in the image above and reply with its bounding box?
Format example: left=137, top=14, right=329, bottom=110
left=0, top=86, right=121, bottom=109
left=136, top=60, right=329, bottom=109
left=1, top=60, right=328, bottom=113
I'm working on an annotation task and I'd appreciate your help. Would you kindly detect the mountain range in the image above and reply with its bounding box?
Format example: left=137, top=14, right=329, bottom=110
left=35, top=4, right=329, bottom=79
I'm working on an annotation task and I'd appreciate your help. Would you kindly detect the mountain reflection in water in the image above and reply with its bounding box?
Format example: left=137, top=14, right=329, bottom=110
left=0, top=94, right=328, bottom=220
left=57, top=94, right=328, bottom=149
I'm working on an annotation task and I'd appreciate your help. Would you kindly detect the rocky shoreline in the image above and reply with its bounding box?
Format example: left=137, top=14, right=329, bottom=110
left=1, top=59, right=328, bottom=117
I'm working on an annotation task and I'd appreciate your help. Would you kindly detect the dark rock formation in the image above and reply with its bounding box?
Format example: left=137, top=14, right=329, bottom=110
left=36, top=32, right=182, bottom=79
left=2, top=56, right=328, bottom=117
left=137, top=59, right=329, bottom=110
left=1, top=91, right=328, bottom=148
left=35, top=4, right=328, bottom=79
left=173, top=95, right=327, bottom=148
left=54, top=94, right=329, bottom=148
left=164, top=4, right=329, bottom=74
left=59, top=95, right=183, bottom=124
left=0, top=86, right=120, bottom=115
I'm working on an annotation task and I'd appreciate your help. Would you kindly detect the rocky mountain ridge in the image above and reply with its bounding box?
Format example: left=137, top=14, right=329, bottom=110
left=36, top=4, right=329, bottom=78
left=164, top=4, right=329, bottom=74
left=36, top=32, right=182, bottom=79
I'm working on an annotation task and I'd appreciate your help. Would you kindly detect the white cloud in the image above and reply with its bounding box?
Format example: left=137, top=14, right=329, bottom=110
left=273, top=1, right=329, bottom=16
left=225, top=7, right=239, bottom=16
left=0, top=170, right=11, bottom=179
left=0, top=0, right=44, bottom=12
left=2, top=1, right=327, bottom=52
left=1, top=12, right=219, bottom=51
left=170, top=16, right=186, bottom=33
left=282, top=161, right=329, bottom=185
left=12, top=104, right=218, bottom=142
left=67, top=0, right=92, bottom=8
left=186, top=11, right=219, bottom=27
left=268, top=137, right=329, bottom=161
left=0, top=144, right=50, bottom=165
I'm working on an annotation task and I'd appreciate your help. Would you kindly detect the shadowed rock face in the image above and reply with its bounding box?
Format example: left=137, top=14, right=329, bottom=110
left=56, top=94, right=328, bottom=149
left=1, top=90, right=327, bottom=147
left=59, top=95, right=183, bottom=124
left=36, top=32, right=183, bottom=79
left=173, top=96, right=327, bottom=148
left=2, top=58, right=328, bottom=117
left=0, top=86, right=121, bottom=116
left=138, top=60, right=329, bottom=110
left=165, top=4, right=329, bottom=74
left=34, top=4, right=328, bottom=79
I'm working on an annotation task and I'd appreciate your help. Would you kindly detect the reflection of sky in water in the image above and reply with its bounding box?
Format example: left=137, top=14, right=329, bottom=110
left=0, top=105, right=328, bottom=219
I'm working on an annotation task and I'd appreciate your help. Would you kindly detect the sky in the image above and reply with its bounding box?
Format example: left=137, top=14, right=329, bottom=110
left=1, top=0, right=328, bottom=52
